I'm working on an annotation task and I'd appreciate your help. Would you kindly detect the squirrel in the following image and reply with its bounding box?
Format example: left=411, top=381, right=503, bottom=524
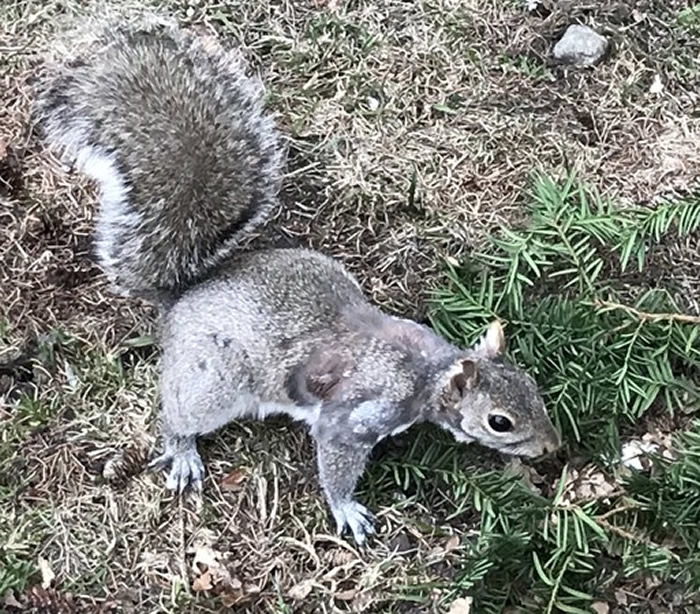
left=33, top=15, right=561, bottom=544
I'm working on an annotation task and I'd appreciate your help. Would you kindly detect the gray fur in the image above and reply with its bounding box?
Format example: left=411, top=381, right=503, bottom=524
left=34, top=19, right=561, bottom=545
left=158, top=248, right=560, bottom=544
left=33, top=18, right=283, bottom=300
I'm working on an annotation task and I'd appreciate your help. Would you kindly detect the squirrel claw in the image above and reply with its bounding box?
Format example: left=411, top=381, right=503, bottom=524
left=167, top=452, right=204, bottom=493
left=331, top=500, right=376, bottom=546
left=149, top=449, right=204, bottom=493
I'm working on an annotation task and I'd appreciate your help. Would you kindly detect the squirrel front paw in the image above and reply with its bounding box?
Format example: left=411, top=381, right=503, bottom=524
left=149, top=443, right=204, bottom=493
left=330, top=500, right=375, bottom=545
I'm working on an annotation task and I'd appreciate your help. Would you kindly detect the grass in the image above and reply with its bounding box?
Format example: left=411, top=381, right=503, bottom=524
left=1, top=0, right=700, bottom=612
left=677, top=5, right=700, bottom=29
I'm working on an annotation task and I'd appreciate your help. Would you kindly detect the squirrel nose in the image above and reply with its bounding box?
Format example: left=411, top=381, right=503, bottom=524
left=541, top=430, right=562, bottom=456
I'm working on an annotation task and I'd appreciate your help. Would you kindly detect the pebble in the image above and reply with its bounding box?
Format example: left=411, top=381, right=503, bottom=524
left=552, top=24, right=609, bottom=66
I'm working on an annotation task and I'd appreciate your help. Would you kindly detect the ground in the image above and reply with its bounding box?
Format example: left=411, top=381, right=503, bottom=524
left=1, top=0, right=699, bottom=613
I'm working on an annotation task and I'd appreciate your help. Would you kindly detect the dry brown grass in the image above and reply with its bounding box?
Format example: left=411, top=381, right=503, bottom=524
left=2, top=0, right=700, bottom=612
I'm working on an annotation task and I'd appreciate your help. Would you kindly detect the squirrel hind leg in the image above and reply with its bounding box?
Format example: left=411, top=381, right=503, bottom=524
left=149, top=433, right=204, bottom=493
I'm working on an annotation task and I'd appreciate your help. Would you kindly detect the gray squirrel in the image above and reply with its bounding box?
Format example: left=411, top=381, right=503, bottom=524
left=33, top=16, right=561, bottom=544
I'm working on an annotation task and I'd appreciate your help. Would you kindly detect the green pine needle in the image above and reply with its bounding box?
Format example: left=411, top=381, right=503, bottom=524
left=424, top=172, right=700, bottom=611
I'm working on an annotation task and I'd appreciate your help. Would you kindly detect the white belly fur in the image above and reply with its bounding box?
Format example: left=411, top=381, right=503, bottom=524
left=256, top=401, right=321, bottom=426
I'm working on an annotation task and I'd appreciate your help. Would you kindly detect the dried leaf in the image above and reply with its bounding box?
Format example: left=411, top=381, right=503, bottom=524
left=559, top=465, right=619, bottom=505
left=614, top=589, right=628, bottom=606
left=219, top=468, right=248, bottom=492
left=192, top=570, right=213, bottom=592
left=505, top=458, right=545, bottom=494
left=644, top=575, right=662, bottom=590
left=38, top=556, right=55, bottom=589
left=591, top=602, right=610, bottom=614
left=449, top=597, right=473, bottom=614
left=192, top=544, right=221, bottom=571
left=335, top=588, right=357, bottom=601
left=288, top=579, right=313, bottom=600
left=190, top=543, right=237, bottom=591
left=3, top=593, right=23, bottom=608
left=621, top=439, right=658, bottom=471
left=444, top=534, right=460, bottom=552
left=218, top=579, right=254, bottom=607
left=220, top=586, right=250, bottom=607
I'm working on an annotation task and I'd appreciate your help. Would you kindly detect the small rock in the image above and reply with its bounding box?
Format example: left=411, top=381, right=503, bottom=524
left=649, top=74, right=664, bottom=95
left=591, top=602, right=610, bottom=614
left=38, top=556, right=55, bottom=589
left=449, top=597, right=473, bottom=614
left=552, top=25, right=608, bottom=66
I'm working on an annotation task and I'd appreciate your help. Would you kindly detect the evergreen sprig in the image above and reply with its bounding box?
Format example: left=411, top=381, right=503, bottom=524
left=424, top=174, right=700, bottom=611
left=431, top=173, right=700, bottom=453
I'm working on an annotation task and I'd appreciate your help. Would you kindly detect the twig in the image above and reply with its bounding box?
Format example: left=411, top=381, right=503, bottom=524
left=595, top=503, right=639, bottom=522
left=590, top=299, right=700, bottom=325
left=178, top=497, right=190, bottom=594
left=595, top=518, right=681, bottom=563
left=596, top=518, right=650, bottom=545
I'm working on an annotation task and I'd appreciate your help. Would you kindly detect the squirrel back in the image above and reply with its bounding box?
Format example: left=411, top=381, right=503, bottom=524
left=33, top=17, right=283, bottom=302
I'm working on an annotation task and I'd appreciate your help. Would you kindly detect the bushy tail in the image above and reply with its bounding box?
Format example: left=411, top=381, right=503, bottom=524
left=33, top=15, right=284, bottom=303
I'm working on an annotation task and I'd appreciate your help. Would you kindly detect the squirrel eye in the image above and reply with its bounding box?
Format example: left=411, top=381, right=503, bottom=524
left=488, top=414, right=513, bottom=433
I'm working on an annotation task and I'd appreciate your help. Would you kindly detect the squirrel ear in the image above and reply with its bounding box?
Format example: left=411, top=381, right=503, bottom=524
left=473, top=321, right=506, bottom=358
left=448, top=359, right=479, bottom=401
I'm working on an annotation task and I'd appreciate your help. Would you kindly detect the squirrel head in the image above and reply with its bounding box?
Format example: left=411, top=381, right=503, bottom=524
left=437, top=321, right=561, bottom=458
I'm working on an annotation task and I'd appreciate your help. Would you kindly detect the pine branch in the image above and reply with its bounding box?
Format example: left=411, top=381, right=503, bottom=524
left=429, top=175, right=700, bottom=610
